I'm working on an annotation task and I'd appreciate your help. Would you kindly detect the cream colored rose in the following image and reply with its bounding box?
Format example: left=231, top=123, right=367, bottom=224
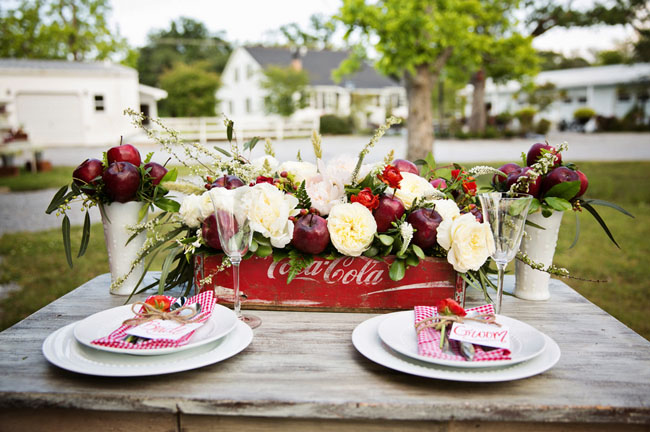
left=241, top=183, right=299, bottom=248
left=433, top=199, right=461, bottom=222
left=440, top=213, right=495, bottom=273
left=179, top=194, right=203, bottom=228
left=277, top=161, right=318, bottom=184
left=327, top=202, right=377, bottom=256
left=393, top=172, right=435, bottom=210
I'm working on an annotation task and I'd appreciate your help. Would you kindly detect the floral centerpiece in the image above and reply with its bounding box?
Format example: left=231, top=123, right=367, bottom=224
left=125, top=113, right=505, bottom=308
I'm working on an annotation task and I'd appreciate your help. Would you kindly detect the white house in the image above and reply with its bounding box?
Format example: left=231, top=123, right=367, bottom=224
left=471, top=63, right=650, bottom=127
left=0, top=59, right=167, bottom=147
left=217, top=46, right=407, bottom=127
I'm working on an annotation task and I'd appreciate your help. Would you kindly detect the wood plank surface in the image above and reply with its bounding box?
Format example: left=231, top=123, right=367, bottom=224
left=0, top=273, right=648, bottom=429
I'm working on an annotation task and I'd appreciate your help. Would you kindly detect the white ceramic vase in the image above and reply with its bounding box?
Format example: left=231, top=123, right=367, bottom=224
left=101, top=201, right=147, bottom=296
left=514, top=210, right=564, bottom=301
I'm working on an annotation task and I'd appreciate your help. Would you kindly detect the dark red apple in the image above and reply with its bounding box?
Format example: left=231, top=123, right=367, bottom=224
left=526, top=142, right=561, bottom=167
left=211, top=174, right=245, bottom=189
left=373, top=194, right=406, bottom=232
left=576, top=170, right=589, bottom=197
left=505, top=167, right=542, bottom=198
left=407, top=208, right=443, bottom=249
left=144, top=162, right=168, bottom=186
left=430, top=178, right=448, bottom=190
left=201, top=214, right=222, bottom=250
left=102, top=161, right=140, bottom=202
left=107, top=143, right=141, bottom=167
left=291, top=214, right=330, bottom=255
left=541, top=166, right=580, bottom=198
left=72, top=158, right=104, bottom=194
left=392, top=159, right=419, bottom=175
left=492, top=163, right=521, bottom=187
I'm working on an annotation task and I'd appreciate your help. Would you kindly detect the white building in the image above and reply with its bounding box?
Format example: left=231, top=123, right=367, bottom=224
left=474, top=63, right=650, bottom=127
left=0, top=59, right=167, bottom=147
left=217, top=46, right=406, bottom=127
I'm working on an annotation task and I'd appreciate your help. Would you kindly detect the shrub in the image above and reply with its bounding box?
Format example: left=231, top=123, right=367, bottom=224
left=319, top=115, right=354, bottom=135
left=573, top=107, right=596, bottom=124
left=535, top=118, right=552, bottom=135
left=515, top=107, right=537, bottom=135
left=596, top=115, right=622, bottom=132
left=495, top=112, right=513, bottom=129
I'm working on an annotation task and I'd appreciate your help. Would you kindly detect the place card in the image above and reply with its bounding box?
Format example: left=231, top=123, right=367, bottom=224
left=125, top=320, right=204, bottom=341
left=449, top=321, right=511, bottom=350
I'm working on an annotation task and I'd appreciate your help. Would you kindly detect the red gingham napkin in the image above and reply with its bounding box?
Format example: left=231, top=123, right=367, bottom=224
left=91, top=291, right=216, bottom=351
left=414, top=304, right=511, bottom=362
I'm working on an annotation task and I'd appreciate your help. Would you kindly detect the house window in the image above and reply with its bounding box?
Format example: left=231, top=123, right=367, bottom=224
left=578, top=96, right=587, bottom=104
left=639, top=91, right=649, bottom=102
left=246, top=65, right=254, bottom=79
left=139, top=104, right=150, bottom=125
left=234, top=68, right=239, bottom=82
left=94, top=95, right=105, bottom=112
left=617, top=89, right=631, bottom=102
left=563, top=97, right=572, bottom=104
left=246, top=98, right=252, bottom=114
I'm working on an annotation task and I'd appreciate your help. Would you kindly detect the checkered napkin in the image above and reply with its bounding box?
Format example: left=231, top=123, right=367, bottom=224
left=91, top=291, right=216, bottom=351
left=414, top=304, right=511, bottom=362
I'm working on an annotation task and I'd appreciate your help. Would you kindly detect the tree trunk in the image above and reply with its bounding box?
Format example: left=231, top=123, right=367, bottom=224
left=468, top=68, right=487, bottom=134
left=405, top=65, right=434, bottom=161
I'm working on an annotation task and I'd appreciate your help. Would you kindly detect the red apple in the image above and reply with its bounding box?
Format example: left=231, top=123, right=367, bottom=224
left=211, top=174, right=245, bottom=189
left=102, top=161, right=141, bottom=202
left=392, top=159, right=419, bottom=175
left=373, top=194, right=405, bottom=232
left=541, top=166, right=580, bottom=198
left=144, top=162, right=168, bottom=186
left=291, top=214, right=330, bottom=254
left=492, top=163, right=521, bottom=188
left=107, top=143, right=141, bottom=167
left=406, top=208, right=443, bottom=249
left=576, top=170, right=589, bottom=197
left=201, top=214, right=222, bottom=250
left=72, top=158, right=104, bottom=194
left=430, top=178, right=448, bottom=190
left=505, top=167, right=542, bottom=198
left=526, top=142, right=561, bottom=167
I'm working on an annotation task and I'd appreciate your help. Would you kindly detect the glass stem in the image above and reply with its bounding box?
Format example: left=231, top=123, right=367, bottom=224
left=231, top=257, right=241, bottom=318
left=496, top=261, right=506, bottom=314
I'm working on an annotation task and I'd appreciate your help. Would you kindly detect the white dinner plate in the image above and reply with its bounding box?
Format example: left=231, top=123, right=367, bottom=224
left=73, top=303, right=237, bottom=356
left=353, top=314, right=560, bottom=382
left=43, top=320, right=253, bottom=377
left=377, top=310, right=546, bottom=368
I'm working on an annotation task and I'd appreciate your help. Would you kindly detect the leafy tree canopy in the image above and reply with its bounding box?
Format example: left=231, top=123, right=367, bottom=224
left=277, top=14, right=338, bottom=50
left=158, top=62, right=219, bottom=117
left=537, top=50, right=591, bottom=70
left=260, top=66, right=309, bottom=118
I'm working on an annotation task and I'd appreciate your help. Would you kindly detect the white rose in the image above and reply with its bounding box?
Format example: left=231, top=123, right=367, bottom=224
left=199, top=191, right=216, bottom=220
left=436, top=217, right=453, bottom=251
left=442, top=213, right=496, bottom=273
left=433, top=199, right=461, bottom=222
left=393, top=172, right=435, bottom=210
left=179, top=194, right=204, bottom=228
left=241, top=183, right=299, bottom=248
left=277, top=161, right=318, bottom=184
left=325, top=154, right=356, bottom=186
left=251, top=155, right=279, bottom=174
left=306, top=174, right=346, bottom=216
left=327, top=202, right=377, bottom=256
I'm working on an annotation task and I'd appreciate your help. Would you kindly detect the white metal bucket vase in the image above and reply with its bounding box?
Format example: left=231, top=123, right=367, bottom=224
left=514, top=210, right=564, bottom=301
left=101, top=201, right=147, bottom=296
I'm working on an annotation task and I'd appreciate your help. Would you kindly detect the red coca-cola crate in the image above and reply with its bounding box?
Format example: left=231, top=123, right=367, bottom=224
left=195, top=254, right=465, bottom=312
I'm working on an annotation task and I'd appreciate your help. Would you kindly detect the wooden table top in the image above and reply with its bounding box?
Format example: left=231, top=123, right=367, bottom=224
left=0, top=273, right=649, bottom=431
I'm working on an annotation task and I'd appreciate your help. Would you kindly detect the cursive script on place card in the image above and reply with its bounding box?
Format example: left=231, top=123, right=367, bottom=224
left=125, top=319, right=204, bottom=341
left=449, top=321, right=511, bottom=350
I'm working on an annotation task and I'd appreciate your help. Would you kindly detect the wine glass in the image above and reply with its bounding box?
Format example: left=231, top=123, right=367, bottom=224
left=478, top=192, right=533, bottom=314
left=209, top=187, right=261, bottom=329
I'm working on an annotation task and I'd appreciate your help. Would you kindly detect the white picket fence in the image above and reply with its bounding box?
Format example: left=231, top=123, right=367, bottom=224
left=155, top=117, right=319, bottom=144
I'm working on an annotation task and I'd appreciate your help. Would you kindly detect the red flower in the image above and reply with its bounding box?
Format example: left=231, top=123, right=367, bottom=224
left=378, top=165, right=403, bottom=189
left=350, top=187, right=380, bottom=210
left=437, top=298, right=466, bottom=316
left=255, top=176, right=275, bottom=185
left=145, top=295, right=171, bottom=312
left=451, top=169, right=477, bottom=196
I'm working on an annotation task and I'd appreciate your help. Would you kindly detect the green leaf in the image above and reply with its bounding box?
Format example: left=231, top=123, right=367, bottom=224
left=295, top=181, right=312, bottom=209
left=144, top=151, right=154, bottom=164
left=159, top=245, right=183, bottom=294
left=412, top=244, right=425, bottom=259
left=46, top=185, right=69, bottom=214
left=138, top=203, right=150, bottom=222
left=62, top=215, right=72, bottom=268
left=214, top=146, right=232, bottom=157
left=582, top=199, right=634, bottom=218
left=273, top=249, right=289, bottom=262
left=542, top=207, right=552, bottom=218
left=254, top=232, right=271, bottom=246
left=154, top=197, right=181, bottom=213
left=508, top=198, right=530, bottom=216
left=569, top=210, right=580, bottom=249
left=405, top=254, right=419, bottom=267
left=378, top=234, right=394, bottom=246
left=525, top=219, right=546, bottom=230
left=160, top=167, right=178, bottom=183
left=582, top=202, right=621, bottom=248
left=544, top=197, right=572, bottom=212
left=256, top=244, right=273, bottom=257
left=244, top=136, right=260, bottom=152
left=77, top=211, right=91, bottom=258
left=528, top=198, right=541, bottom=214
left=363, top=246, right=379, bottom=257
left=544, top=181, right=580, bottom=201
left=249, top=239, right=259, bottom=253
left=389, top=259, right=406, bottom=281
left=287, top=249, right=314, bottom=284
left=226, top=120, right=234, bottom=142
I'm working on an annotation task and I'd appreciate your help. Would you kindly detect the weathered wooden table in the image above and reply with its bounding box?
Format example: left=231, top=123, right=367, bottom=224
left=1, top=273, right=649, bottom=431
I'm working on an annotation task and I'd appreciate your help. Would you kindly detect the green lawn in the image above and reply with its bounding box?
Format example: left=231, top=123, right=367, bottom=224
left=0, top=161, right=648, bottom=340
left=0, top=166, right=74, bottom=191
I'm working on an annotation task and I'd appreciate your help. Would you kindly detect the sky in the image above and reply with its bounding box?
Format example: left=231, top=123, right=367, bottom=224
left=109, top=0, right=637, bottom=59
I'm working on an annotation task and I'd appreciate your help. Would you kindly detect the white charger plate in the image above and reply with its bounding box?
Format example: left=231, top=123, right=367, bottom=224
left=43, top=320, right=253, bottom=377
left=353, top=314, right=560, bottom=382
left=377, top=310, right=546, bottom=368
left=73, top=303, right=237, bottom=356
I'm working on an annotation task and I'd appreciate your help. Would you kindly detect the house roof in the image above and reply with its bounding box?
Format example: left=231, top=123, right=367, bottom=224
left=0, top=58, right=136, bottom=76
left=244, top=46, right=399, bottom=89
left=139, top=84, right=168, bottom=100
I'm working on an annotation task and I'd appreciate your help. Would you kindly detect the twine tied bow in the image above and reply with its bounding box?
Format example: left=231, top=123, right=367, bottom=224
left=122, top=302, right=201, bottom=327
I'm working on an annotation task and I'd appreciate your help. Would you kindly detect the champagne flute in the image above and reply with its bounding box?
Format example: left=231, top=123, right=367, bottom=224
left=209, top=187, right=261, bottom=329
left=478, top=192, right=533, bottom=314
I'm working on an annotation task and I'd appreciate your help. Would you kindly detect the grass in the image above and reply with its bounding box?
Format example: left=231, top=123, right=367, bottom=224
left=0, top=161, right=648, bottom=340
left=0, top=166, right=74, bottom=191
